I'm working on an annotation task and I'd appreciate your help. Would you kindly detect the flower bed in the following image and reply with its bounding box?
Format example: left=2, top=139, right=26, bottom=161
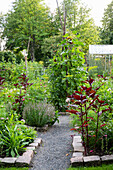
left=0, top=138, right=42, bottom=167
left=71, top=135, right=113, bottom=167
left=66, top=77, right=113, bottom=158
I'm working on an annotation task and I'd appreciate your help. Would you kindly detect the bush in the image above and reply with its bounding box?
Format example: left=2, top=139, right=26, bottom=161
left=0, top=51, right=16, bottom=63
left=23, top=101, right=59, bottom=127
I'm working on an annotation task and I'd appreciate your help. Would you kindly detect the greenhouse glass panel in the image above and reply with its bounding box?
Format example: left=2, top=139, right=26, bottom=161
left=89, top=45, right=113, bottom=55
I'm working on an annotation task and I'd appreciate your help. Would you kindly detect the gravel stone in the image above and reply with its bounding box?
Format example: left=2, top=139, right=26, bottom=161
left=29, top=116, right=75, bottom=170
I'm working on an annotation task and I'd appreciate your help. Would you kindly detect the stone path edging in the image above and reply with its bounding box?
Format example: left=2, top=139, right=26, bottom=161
left=0, top=138, right=42, bottom=167
left=71, top=135, right=113, bottom=167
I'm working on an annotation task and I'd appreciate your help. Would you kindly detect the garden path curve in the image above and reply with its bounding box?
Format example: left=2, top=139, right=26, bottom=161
left=29, top=115, right=75, bottom=170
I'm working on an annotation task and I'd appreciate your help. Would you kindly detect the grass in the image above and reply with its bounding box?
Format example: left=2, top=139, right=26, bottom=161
left=68, top=164, right=113, bottom=170
left=0, top=168, right=28, bottom=170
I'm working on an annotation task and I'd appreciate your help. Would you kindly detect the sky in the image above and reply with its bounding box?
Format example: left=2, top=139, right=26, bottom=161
left=0, top=0, right=112, bottom=27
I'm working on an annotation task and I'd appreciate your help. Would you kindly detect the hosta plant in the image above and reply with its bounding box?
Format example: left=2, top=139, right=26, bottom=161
left=66, top=78, right=111, bottom=155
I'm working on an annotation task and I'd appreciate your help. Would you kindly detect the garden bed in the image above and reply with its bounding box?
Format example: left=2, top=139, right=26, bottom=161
left=71, top=135, right=113, bottom=167
left=0, top=138, right=42, bottom=167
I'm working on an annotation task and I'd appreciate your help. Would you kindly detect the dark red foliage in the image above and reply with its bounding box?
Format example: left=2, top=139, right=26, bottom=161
left=0, top=77, right=5, bottom=85
left=66, top=77, right=111, bottom=155
left=12, top=74, right=33, bottom=119
left=66, top=109, right=79, bottom=115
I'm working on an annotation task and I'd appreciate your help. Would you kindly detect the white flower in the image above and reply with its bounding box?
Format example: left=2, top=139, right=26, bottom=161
left=21, top=119, right=25, bottom=122
left=66, top=98, right=70, bottom=103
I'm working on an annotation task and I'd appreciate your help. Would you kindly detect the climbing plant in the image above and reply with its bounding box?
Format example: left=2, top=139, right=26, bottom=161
left=48, top=33, right=86, bottom=111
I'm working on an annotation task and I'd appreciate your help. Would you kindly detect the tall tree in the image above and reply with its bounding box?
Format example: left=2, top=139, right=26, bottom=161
left=1, top=0, right=53, bottom=61
left=75, top=5, right=100, bottom=53
left=100, top=0, right=113, bottom=44
left=43, top=1, right=100, bottom=56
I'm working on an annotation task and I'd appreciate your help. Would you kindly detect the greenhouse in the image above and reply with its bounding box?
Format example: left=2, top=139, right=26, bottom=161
left=88, top=45, right=113, bottom=75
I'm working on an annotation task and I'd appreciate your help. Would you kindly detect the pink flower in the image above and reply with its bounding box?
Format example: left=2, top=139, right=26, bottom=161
left=22, top=98, right=25, bottom=101
left=90, top=150, right=93, bottom=153
left=105, top=135, right=107, bottom=137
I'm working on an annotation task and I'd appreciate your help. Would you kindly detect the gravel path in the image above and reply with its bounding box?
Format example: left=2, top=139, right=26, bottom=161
left=29, top=115, right=75, bottom=170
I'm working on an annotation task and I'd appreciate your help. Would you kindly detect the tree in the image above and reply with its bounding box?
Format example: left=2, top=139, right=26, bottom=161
left=75, top=5, right=100, bottom=53
left=43, top=1, right=100, bottom=56
left=1, top=0, right=54, bottom=61
left=100, top=0, right=113, bottom=44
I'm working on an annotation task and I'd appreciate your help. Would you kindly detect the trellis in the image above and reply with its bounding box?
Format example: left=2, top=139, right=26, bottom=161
left=88, top=45, right=113, bottom=74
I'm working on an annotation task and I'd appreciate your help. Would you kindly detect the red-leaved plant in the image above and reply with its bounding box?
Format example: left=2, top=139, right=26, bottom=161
left=12, top=74, right=33, bottom=119
left=66, top=78, right=111, bottom=155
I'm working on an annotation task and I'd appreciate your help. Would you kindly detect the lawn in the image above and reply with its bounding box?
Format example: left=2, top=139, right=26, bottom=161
left=68, top=164, right=113, bottom=170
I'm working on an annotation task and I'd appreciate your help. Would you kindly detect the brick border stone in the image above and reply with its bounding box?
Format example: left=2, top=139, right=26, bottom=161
left=71, top=135, right=113, bottom=167
left=0, top=137, right=42, bottom=167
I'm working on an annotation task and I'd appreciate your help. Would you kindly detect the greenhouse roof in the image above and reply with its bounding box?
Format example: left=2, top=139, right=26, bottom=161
left=89, top=45, right=113, bottom=55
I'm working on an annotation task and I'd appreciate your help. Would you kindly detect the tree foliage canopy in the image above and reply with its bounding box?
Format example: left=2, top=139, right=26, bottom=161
left=100, top=0, right=113, bottom=44
left=1, top=0, right=55, bottom=61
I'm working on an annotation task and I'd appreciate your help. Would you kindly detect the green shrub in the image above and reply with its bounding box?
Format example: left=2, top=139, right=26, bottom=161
left=0, top=51, right=16, bottom=63
left=23, top=101, right=59, bottom=127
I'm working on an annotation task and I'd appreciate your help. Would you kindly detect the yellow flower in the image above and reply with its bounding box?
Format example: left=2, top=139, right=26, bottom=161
left=39, top=61, right=43, bottom=65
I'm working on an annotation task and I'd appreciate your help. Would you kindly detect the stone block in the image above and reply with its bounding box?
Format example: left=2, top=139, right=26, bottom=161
left=73, top=136, right=82, bottom=143
left=22, top=150, right=34, bottom=158
left=72, top=142, right=82, bottom=148
left=71, top=157, right=83, bottom=167
left=26, top=147, right=35, bottom=151
left=0, top=158, right=4, bottom=166
left=2, top=157, right=17, bottom=164
left=34, top=138, right=42, bottom=145
left=101, top=155, right=113, bottom=164
left=1, top=157, right=17, bottom=166
left=84, top=155, right=101, bottom=166
left=29, top=142, right=39, bottom=148
left=72, top=152, right=83, bottom=157
left=0, top=158, right=3, bottom=162
left=16, top=155, right=32, bottom=166
left=74, top=146, right=84, bottom=152
left=36, top=125, right=48, bottom=132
